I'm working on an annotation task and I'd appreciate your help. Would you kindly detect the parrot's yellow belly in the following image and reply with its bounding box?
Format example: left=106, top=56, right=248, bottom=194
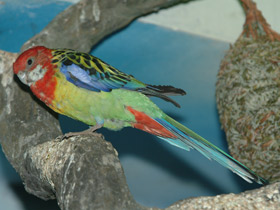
left=49, top=74, right=163, bottom=130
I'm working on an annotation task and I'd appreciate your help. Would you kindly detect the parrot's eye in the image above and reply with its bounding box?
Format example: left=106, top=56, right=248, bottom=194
left=27, top=58, right=33, bottom=66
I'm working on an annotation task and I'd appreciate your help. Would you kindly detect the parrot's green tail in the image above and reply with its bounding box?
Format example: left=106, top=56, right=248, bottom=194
left=155, top=115, right=268, bottom=185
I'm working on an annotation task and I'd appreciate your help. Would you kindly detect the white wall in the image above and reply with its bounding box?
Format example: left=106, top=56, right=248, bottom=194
left=140, top=0, right=280, bottom=43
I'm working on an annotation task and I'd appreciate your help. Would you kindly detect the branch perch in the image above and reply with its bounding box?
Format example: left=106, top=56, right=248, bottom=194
left=0, top=0, right=279, bottom=209
left=25, top=135, right=147, bottom=210
left=22, top=0, right=190, bottom=52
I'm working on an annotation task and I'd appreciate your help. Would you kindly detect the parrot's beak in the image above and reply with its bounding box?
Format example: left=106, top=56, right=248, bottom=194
left=17, top=71, right=28, bottom=86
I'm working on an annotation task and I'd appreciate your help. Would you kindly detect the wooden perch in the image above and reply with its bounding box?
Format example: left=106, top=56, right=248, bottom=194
left=0, top=0, right=279, bottom=209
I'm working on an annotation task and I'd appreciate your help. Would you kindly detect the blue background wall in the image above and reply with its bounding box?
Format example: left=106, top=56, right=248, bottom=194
left=0, top=1, right=261, bottom=209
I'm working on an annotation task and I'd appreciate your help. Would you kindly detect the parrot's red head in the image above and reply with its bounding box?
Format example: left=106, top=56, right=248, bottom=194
left=13, top=46, right=57, bottom=105
left=13, top=46, right=53, bottom=86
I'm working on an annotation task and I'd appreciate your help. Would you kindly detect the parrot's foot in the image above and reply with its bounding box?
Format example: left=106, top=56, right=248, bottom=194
left=61, top=124, right=104, bottom=139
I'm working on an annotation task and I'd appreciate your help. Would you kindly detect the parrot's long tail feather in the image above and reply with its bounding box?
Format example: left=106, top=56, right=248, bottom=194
left=127, top=106, right=268, bottom=185
left=157, top=116, right=268, bottom=185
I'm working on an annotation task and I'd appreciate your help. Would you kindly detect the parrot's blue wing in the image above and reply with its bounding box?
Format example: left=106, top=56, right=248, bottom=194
left=59, top=55, right=147, bottom=92
left=60, top=63, right=129, bottom=92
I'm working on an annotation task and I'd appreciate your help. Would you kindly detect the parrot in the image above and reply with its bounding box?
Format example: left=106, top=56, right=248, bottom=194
left=13, top=46, right=268, bottom=185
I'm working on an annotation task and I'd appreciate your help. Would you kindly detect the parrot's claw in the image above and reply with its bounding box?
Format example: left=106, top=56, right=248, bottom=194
left=60, top=124, right=104, bottom=140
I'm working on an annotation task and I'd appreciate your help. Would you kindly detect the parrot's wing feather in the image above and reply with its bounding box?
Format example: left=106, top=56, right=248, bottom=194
left=54, top=49, right=186, bottom=107
left=60, top=63, right=122, bottom=92
left=60, top=62, right=146, bottom=92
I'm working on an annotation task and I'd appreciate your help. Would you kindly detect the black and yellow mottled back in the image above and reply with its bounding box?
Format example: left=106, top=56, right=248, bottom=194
left=51, top=48, right=186, bottom=107
left=52, top=49, right=134, bottom=83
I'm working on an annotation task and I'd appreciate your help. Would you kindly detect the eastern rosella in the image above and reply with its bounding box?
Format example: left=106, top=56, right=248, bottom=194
left=13, top=46, right=268, bottom=185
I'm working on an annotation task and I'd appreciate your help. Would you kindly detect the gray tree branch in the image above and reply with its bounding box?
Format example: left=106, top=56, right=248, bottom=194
left=166, top=182, right=280, bottom=209
left=25, top=135, right=149, bottom=210
left=0, top=0, right=279, bottom=209
left=22, top=0, right=190, bottom=52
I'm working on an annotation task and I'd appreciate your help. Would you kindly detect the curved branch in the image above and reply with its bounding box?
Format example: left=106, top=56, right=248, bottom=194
left=24, top=135, right=147, bottom=210
left=22, top=0, right=190, bottom=52
left=167, top=182, right=280, bottom=209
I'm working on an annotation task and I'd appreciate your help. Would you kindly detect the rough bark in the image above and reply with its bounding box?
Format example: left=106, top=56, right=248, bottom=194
left=0, top=0, right=279, bottom=209
left=25, top=135, right=148, bottom=210
left=22, top=0, right=189, bottom=52
left=167, top=182, right=280, bottom=210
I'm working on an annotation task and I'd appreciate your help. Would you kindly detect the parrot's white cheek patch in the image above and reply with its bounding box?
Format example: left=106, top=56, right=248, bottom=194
left=27, top=65, right=47, bottom=85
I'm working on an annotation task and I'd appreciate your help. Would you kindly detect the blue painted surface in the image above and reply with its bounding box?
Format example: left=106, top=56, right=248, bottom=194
left=0, top=1, right=71, bottom=52
left=0, top=2, right=260, bottom=209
